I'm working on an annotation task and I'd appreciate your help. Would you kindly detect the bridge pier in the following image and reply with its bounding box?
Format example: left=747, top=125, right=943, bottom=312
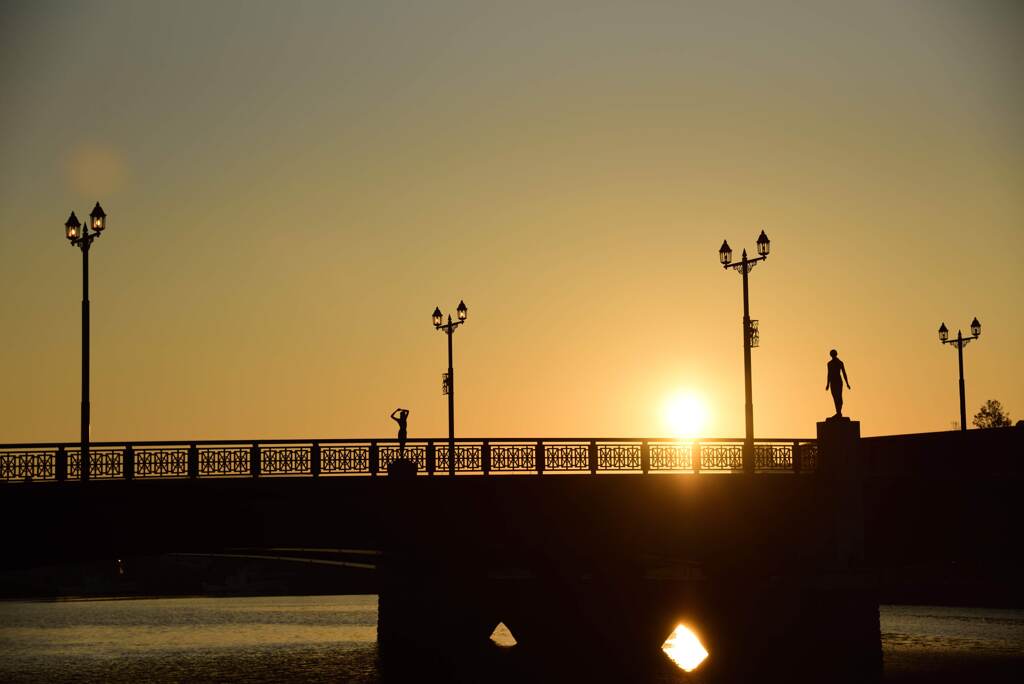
left=375, top=471, right=501, bottom=674
left=377, top=563, right=498, bottom=662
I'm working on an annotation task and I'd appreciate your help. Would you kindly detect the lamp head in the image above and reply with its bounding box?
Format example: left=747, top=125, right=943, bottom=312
left=456, top=300, right=468, bottom=322
left=756, top=229, right=770, bottom=257
left=89, top=202, right=106, bottom=232
left=970, top=317, right=981, bottom=337
left=65, top=211, right=81, bottom=241
left=432, top=307, right=443, bottom=327
left=718, top=240, right=732, bottom=265
left=938, top=323, right=948, bottom=343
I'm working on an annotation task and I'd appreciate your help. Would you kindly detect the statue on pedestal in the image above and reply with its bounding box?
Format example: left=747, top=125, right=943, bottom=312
left=826, top=349, right=851, bottom=418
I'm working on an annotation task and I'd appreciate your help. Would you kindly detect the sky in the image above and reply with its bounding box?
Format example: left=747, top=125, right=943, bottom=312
left=1, top=0, right=1021, bottom=442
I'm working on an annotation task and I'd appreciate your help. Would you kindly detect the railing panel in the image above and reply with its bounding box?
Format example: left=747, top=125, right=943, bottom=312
left=648, top=443, right=694, bottom=471
left=0, top=448, right=57, bottom=481
left=490, top=443, right=537, bottom=472
left=135, top=447, right=189, bottom=478
left=544, top=443, right=589, bottom=472
left=198, top=447, right=250, bottom=477
left=754, top=443, right=793, bottom=472
left=321, top=444, right=371, bottom=474
left=435, top=444, right=483, bottom=473
left=67, top=447, right=125, bottom=479
left=596, top=443, right=642, bottom=471
left=700, top=443, right=744, bottom=471
left=262, top=445, right=312, bottom=476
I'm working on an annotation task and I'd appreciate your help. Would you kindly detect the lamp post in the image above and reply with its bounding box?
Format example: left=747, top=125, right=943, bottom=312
left=938, top=318, right=981, bottom=431
left=64, top=202, right=107, bottom=482
left=718, top=230, right=770, bottom=473
left=433, top=300, right=468, bottom=475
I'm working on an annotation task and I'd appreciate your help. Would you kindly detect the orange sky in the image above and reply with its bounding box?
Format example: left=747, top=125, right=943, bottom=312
left=1, top=1, right=1021, bottom=442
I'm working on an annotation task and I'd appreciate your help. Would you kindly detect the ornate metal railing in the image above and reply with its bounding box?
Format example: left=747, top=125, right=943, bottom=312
left=0, top=437, right=816, bottom=483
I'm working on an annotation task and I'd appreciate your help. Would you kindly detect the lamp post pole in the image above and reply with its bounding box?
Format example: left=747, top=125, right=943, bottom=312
left=64, top=203, right=107, bottom=482
left=938, top=319, right=981, bottom=431
left=957, top=331, right=966, bottom=430
left=446, top=316, right=455, bottom=459
left=433, top=301, right=468, bottom=475
left=719, top=231, right=771, bottom=473
left=740, top=251, right=753, bottom=455
left=81, top=231, right=90, bottom=481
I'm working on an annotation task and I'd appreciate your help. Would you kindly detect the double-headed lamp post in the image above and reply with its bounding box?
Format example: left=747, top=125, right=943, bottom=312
left=719, top=230, right=771, bottom=473
left=938, top=318, right=981, bottom=432
left=432, top=300, right=468, bottom=475
left=64, top=202, right=108, bottom=482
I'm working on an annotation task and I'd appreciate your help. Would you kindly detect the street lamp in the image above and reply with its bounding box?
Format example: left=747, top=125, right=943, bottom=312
left=938, top=317, right=981, bottom=431
left=64, top=202, right=108, bottom=482
left=433, top=300, right=468, bottom=475
left=719, top=230, right=770, bottom=473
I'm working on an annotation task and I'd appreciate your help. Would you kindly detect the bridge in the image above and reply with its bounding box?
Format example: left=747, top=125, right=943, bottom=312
left=3, top=422, right=1021, bottom=681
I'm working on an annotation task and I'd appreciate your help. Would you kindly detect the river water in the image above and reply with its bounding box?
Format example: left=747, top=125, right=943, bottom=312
left=0, top=596, right=1021, bottom=682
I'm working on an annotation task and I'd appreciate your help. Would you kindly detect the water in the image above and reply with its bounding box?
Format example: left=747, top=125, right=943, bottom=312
left=881, top=605, right=1024, bottom=682
left=0, top=596, right=379, bottom=682
left=0, top=597, right=1021, bottom=682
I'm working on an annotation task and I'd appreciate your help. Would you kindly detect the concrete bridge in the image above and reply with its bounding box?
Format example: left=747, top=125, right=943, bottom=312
left=2, top=422, right=1020, bottom=681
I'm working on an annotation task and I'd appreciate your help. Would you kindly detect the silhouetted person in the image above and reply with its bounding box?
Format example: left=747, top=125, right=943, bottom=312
left=391, top=408, right=409, bottom=456
left=826, top=350, right=851, bottom=417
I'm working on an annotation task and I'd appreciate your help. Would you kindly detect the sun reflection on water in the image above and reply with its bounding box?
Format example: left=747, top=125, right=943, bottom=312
left=661, top=623, right=709, bottom=672
left=489, top=621, right=517, bottom=647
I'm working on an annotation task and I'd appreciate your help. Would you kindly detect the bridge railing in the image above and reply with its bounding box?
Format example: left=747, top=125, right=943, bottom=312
left=0, top=438, right=816, bottom=483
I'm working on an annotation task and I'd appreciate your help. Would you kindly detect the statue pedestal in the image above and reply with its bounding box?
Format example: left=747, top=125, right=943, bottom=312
left=816, top=418, right=864, bottom=569
left=386, top=458, right=417, bottom=478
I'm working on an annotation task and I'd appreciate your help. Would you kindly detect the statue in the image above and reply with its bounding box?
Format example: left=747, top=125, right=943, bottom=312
left=390, top=408, right=409, bottom=456
left=826, top=349, right=851, bottom=418
left=387, top=408, right=417, bottom=477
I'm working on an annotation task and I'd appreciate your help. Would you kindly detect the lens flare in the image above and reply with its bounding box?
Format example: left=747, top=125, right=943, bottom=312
left=661, top=623, right=709, bottom=672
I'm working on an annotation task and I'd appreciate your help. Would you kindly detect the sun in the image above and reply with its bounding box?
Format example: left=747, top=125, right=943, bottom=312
left=663, top=391, right=709, bottom=439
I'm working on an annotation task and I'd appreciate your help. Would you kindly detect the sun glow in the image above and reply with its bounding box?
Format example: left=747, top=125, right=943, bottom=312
left=661, top=623, right=709, bottom=672
left=663, top=392, right=709, bottom=439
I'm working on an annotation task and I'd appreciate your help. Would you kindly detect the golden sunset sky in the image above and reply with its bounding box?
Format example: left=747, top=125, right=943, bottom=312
left=1, top=1, right=1021, bottom=442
